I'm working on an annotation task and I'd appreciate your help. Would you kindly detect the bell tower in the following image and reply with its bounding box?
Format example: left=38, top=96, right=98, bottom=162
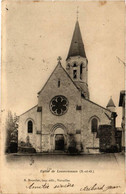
left=66, top=20, right=89, bottom=99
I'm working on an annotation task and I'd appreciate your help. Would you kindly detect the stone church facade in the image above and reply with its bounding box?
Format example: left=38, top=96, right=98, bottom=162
left=18, top=20, right=117, bottom=153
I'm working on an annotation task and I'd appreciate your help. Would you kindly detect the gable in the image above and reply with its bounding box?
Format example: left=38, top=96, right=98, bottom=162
left=38, top=63, right=80, bottom=95
left=19, top=105, right=37, bottom=118
left=38, top=63, right=81, bottom=106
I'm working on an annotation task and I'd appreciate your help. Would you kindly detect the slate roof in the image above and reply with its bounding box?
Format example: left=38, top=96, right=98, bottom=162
left=66, top=21, right=86, bottom=60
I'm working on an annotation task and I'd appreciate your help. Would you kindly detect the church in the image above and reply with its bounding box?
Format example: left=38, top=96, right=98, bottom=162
left=18, top=19, right=118, bottom=154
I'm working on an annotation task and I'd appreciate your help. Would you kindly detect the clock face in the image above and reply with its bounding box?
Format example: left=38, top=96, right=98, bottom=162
left=50, top=95, right=69, bottom=116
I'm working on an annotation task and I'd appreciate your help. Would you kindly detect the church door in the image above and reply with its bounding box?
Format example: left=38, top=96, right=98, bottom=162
left=55, top=134, right=64, bottom=150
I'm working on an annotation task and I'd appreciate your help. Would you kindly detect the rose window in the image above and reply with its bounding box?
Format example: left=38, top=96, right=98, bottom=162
left=50, top=95, right=68, bottom=116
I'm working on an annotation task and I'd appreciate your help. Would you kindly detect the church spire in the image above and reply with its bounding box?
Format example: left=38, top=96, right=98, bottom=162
left=66, top=17, right=89, bottom=99
left=76, top=6, right=79, bottom=21
left=66, top=20, right=86, bottom=60
left=107, top=97, right=115, bottom=108
left=106, top=97, right=116, bottom=112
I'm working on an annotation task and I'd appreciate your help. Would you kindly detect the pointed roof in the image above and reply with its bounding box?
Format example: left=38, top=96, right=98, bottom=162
left=106, top=97, right=116, bottom=107
left=37, top=62, right=80, bottom=95
left=66, top=20, right=86, bottom=60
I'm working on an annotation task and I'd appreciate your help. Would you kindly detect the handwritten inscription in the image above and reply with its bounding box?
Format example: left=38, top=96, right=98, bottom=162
left=24, top=169, right=121, bottom=192
left=54, top=183, right=74, bottom=189
left=80, top=183, right=121, bottom=192
left=27, top=183, right=49, bottom=189
left=26, top=182, right=74, bottom=189
left=25, top=179, right=121, bottom=192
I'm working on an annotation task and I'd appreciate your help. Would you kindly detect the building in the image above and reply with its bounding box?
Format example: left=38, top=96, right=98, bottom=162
left=119, top=90, right=125, bottom=150
left=18, top=19, right=118, bottom=153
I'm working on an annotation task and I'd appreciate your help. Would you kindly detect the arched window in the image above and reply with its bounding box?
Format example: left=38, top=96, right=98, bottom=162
left=91, top=118, right=98, bottom=133
left=73, top=63, right=77, bottom=67
left=28, top=120, right=33, bottom=133
left=72, top=62, right=77, bottom=79
left=73, top=70, right=77, bottom=79
left=80, top=63, right=83, bottom=79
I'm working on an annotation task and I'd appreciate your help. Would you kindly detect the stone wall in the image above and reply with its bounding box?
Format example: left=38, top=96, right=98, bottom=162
left=38, top=64, right=82, bottom=152
left=18, top=64, right=112, bottom=153
left=81, top=99, right=111, bottom=153
left=18, top=106, right=42, bottom=152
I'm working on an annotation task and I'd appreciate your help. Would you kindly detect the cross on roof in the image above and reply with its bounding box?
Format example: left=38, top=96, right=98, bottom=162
left=76, top=6, right=79, bottom=20
left=57, top=56, right=62, bottom=64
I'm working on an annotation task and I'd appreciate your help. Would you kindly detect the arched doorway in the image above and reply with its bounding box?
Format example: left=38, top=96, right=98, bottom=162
left=55, top=134, right=64, bottom=150
left=54, top=128, right=65, bottom=151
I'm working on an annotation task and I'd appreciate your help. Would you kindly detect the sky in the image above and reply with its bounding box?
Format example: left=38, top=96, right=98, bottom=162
left=2, top=1, right=125, bottom=127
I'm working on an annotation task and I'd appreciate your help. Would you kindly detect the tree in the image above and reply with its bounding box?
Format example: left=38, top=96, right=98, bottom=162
left=5, top=111, right=18, bottom=153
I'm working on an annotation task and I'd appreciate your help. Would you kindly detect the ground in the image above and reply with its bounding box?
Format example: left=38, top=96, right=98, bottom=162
left=2, top=153, right=125, bottom=193
left=6, top=153, right=124, bottom=169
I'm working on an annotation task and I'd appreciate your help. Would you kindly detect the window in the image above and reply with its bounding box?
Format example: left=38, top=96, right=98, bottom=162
left=28, top=120, right=33, bottom=133
left=50, top=95, right=69, bottom=116
left=76, top=105, right=82, bottom=110
left=37, top=106, right=42, bottom=112
left=80, top=63, right=83, bottom=80
left=76, top=129, right=81, bottom=134
left=91, top=118, right=98, bottom=133
left=73, top=63, right=77, bottom=67
left=73, top=70, right=77, bottom=79
left=58, top=79, right=60, bottom=88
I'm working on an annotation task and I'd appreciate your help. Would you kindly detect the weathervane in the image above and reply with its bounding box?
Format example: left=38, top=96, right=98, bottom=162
left=76, top=6, right=79, bottom=20
left=57, top=56, right=62, bottom=64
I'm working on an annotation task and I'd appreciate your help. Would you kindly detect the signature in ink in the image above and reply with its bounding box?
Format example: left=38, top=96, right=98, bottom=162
left=80, top=183, right=121, bottom=192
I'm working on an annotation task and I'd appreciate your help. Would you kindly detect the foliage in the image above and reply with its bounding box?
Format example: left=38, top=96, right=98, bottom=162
left=5, top=111, right=18, bottom=153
